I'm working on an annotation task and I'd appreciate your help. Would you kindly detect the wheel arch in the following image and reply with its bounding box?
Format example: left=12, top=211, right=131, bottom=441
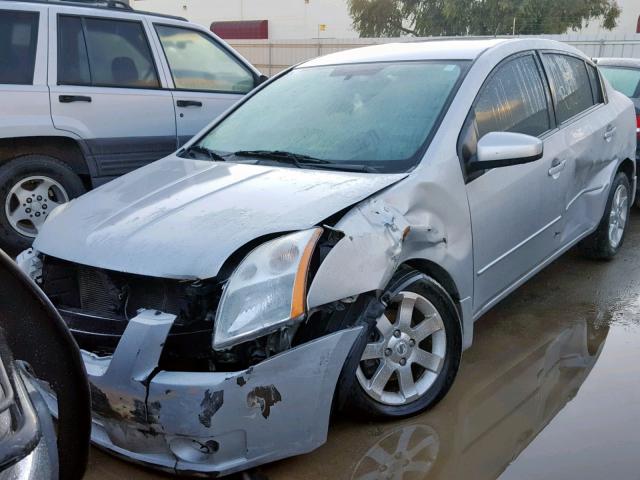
left=0, top=136, right=94, bottom=186
left=400, top=259, right=461, bottom=308
left=617, top=157, right=635, bottom=185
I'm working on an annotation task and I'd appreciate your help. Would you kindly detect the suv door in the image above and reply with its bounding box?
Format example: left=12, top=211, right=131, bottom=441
left=0, top=5, right=49, bottom=138
left=461, top=53, right=565, bottom=315
left=539, top=53, right=612, bottom=242
left=150, top=22, right=258, bottom=146
left=48, top=9, right=177, bottom=182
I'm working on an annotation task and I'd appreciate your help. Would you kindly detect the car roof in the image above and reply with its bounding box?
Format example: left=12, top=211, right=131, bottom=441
left=1, top=0, right=188, bottom=21
left=594, top=57, right=640, bottom=69
left=301, top=38, right=582, bottom=67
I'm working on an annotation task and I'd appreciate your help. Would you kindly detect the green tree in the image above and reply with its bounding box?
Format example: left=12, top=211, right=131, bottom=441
left=348, top=0, right=621, bottom=37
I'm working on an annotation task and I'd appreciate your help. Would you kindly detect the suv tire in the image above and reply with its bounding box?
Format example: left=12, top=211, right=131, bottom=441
left=580, top=171, right=631, bottom=260
left=0, top=155, right=85, bottom=252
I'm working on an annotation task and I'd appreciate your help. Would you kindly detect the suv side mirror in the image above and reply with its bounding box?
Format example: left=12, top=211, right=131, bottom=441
left=470, top=131, right=543, bottom=171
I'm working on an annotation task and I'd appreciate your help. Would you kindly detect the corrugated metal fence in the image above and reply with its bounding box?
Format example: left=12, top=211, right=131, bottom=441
left=228, top=34, right=640, bottom=76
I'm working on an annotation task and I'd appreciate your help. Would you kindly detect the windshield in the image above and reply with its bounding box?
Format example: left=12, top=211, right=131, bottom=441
left=196, top=61, right=467, bottom=172
left=600, top=66, right=640, bottom=98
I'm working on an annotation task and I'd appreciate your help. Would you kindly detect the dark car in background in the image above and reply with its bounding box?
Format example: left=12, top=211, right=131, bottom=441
left=595, top=57, right=640, bottom=206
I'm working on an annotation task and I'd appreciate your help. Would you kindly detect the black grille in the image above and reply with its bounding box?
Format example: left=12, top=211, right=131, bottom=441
left=77, top=266, right=122, bottom=317
left=41, top=257, right=190, bottom=321
left=40, top=256, right=220, bottom=358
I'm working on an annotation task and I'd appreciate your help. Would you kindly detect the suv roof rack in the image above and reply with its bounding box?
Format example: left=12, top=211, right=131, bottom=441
left=62, top=0, right=132, bottom=10
left=2, top=0, right=188, bottom=21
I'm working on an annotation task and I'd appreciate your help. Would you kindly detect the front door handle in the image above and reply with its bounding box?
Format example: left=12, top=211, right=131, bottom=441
left=176, top=100, right=203, bottom=108
left=59, top=95, right=91, bottom=103
left=548, top=158, right=566, bottom=177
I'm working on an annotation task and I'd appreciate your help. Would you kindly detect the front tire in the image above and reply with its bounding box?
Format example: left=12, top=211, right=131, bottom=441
left=580, top=172, right=631, bottom=260
left=345, top=269, right=462, bottom=418
left=0, top=155, right=85, bottom=252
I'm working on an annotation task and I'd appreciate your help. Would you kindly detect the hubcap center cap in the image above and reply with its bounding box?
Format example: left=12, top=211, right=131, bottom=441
left=387, top=333, right=412, bottom=363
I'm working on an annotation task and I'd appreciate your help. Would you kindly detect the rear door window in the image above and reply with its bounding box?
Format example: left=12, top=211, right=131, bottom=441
left=0, top=10, right=39, bottom=84
left=155, top=25, right=255, bottom=93
left=58, top=15, right=160, bottom=89
left=541, top=53, right=595, bottom=123
left=474, top=54, right=551, bottom=139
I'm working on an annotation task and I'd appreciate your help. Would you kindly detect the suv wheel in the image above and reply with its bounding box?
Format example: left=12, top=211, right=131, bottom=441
left=580, top=171, right=631, bottom=260
left=0, top=155, right=85, bottom=252
left=345, top=269, right=462, bottom=418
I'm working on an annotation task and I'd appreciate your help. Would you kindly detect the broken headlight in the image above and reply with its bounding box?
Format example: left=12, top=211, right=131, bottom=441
left=213, top=228, right=322, bottom=350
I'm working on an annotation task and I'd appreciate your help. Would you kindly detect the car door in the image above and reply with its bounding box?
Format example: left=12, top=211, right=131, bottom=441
left=48, top=8, right=177, bottom=183
left=149, top=21, right=259, bottom=146
left=539, top=53, right=613, bottom=242
left=462, top=53, right=565, bottom=315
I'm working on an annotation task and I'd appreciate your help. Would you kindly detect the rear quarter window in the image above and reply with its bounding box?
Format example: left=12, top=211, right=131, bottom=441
left=0, top=10, right=39, bottom=85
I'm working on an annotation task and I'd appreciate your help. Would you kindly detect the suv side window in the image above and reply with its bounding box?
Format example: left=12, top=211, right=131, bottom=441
left=155, top=25, right=254, bottom=93
left=0, top=10, right=39, bottom=85
left=541, top=53, right=594, bottom=123
left=58, top=15, right=160, bottom=89
left=474, top=55, right=551, bottom=139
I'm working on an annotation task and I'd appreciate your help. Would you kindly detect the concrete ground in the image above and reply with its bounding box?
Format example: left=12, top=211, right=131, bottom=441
left=86, top=210, right=640, bottom=480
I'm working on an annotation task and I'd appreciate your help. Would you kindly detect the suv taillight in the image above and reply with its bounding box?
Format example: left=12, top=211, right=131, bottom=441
left=636, top=114, right=640, bottom=138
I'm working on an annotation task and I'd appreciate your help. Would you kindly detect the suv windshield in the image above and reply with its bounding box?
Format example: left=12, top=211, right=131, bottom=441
left=196, top=61, right=468, bottom=173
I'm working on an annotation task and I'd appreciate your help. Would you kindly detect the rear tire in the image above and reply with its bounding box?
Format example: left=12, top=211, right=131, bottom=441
left=0, top=155, right=85, bottom=252
left=343, top=269, right=462, bottom=418
left=579, top=172, right=631, bottom=260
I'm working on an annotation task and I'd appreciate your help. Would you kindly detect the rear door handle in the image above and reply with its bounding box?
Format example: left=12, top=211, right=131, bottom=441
left=548, top=158, right=566, bottom=177
left=59, top=95, right=91, bottom=103
left=604, top=125, right=616, bottom=141
left=176, top=100, right=203, bottom=108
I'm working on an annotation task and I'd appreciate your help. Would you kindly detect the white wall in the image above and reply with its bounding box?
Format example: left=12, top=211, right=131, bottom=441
left=131, top=0, right=357, bottom=39
left=228, top=35, right=640, bottom=76
left=573, top=0, right=639, bottom=36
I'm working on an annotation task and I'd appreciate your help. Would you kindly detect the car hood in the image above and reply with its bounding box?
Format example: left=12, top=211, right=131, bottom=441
left=34, top=156, right=406, bottom=279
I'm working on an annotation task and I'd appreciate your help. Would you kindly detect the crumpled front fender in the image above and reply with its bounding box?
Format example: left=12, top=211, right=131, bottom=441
left=308, top=198, right=412, bottom=308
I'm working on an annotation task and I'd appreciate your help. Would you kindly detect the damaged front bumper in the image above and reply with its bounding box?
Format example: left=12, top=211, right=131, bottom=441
left=38, top=309, right=362, bottom=476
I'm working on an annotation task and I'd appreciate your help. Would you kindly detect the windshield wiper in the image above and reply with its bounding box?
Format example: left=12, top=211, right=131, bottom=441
left=233, top=150, right=332, bottom=168
left=313, top=163, right=380, bottom=173
left=182, top=145, right=228, bottom=162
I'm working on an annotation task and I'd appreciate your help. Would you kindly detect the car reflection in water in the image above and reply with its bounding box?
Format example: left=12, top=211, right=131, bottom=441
left=354, top=316, right=607, bottom=480
left=263, top=311, right=609, bottom=480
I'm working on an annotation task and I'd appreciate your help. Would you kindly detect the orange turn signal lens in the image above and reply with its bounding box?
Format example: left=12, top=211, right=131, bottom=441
left=290, top=228, right=323, bottom=318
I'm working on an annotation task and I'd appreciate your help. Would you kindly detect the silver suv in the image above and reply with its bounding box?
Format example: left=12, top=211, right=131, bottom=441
left=0, top=0, right=261, bottom=251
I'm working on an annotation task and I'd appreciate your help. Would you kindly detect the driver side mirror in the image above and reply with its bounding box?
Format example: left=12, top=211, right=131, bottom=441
left=469, top=131, right=543, bottom=172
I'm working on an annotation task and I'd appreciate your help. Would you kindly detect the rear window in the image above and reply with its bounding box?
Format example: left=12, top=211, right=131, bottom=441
left=0, top=10, right=39, bottom=85
left=599, top=66, right=640, bottom=98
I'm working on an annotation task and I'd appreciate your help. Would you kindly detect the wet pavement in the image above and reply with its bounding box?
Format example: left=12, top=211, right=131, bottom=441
left=86, top=211, right=640, bottom=480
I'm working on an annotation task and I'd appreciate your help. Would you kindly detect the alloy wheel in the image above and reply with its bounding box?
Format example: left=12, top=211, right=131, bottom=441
left=608, top=183, right=628, bottom=249
left=356, top=291, right=447, bottom=406
left=4, top=176, right=69, bottom=238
